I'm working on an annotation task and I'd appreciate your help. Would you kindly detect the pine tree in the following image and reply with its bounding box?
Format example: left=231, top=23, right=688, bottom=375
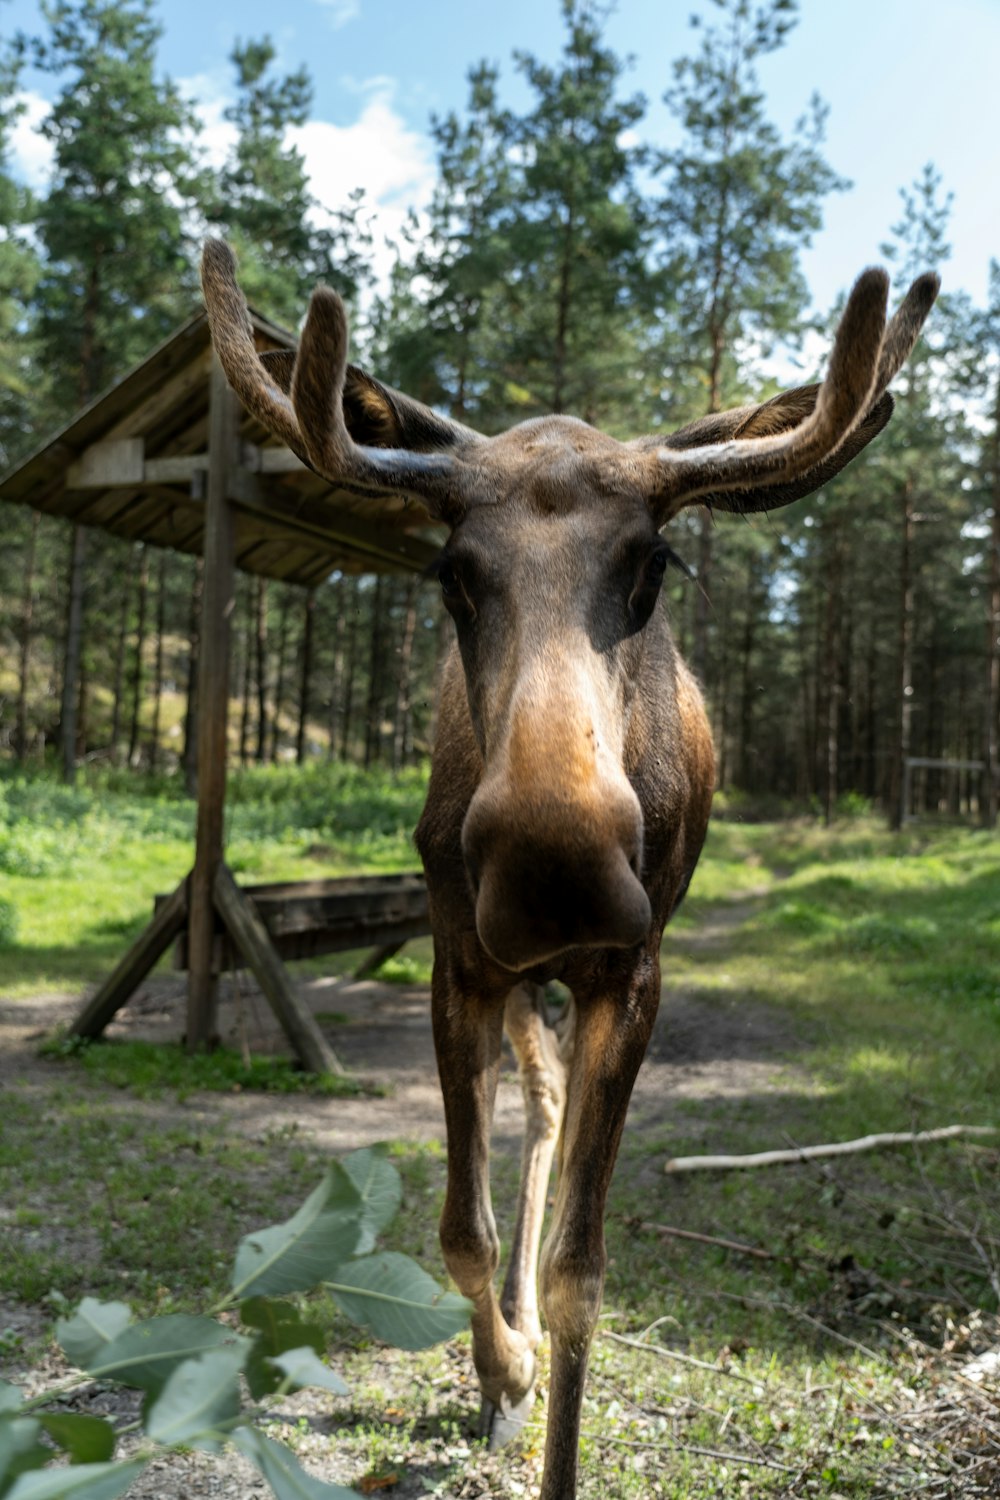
left=501, top=0, right=650, bottom=428
left=206, top=36, right=369, bottom=328
left=30, top=0, right=203, bottom=780
left=656, top=0, right=847, bottom=682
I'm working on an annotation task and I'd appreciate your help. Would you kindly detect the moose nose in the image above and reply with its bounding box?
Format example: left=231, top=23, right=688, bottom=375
left=462, top=781, right=651, bottom=971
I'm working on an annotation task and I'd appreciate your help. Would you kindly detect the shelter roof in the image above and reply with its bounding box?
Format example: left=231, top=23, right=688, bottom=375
left=0, top=306, right=443, bottom=583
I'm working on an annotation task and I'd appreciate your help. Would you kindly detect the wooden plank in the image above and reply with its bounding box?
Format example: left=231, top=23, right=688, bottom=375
left=157, top=872, right=430, bottom=973
left=186, top=356, right=238, bottom=1051
left=354, top=940, right=406, bottom=980
left=145, top=455, right=208, bottom=484
left=70, top=878, right=189, bottom=1039
left=228, top=467, right=439, bottom=573
left=213, top=864, right=344, bottom=1076
left=66, top=438, right=144, bottom=489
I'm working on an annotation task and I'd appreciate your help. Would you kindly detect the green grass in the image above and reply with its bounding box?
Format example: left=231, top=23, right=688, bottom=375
left=38, top=1035, right=365, bottom=1098
left=1, top=772, right=998, bottom=1493
left=0, top=762, right=429, bottom=996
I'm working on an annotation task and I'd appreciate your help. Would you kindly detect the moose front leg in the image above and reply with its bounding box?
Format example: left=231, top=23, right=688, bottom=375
left=431, top=965, right=536, bottom=1419
left=500, top=983, right=574, bottom=1351
left=537, top=968, right=658, bottom=1500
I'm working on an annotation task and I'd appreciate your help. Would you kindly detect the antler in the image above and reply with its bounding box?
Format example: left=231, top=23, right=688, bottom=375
left=638, top=269, right=939, bottom=521
left=200, top=239, right=480, bottom=522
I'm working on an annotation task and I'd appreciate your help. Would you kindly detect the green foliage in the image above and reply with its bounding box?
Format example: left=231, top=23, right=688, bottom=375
left=0, top=899, right=17, bottom=947
left=31, top=0, right=203, bottom=408
left=41, top=1038, right=362, bottom=1100
left=658, top=0, right=847, bottom=408
left=204, top=36, right=370, bottom=327
left=0, top=1150, right=470, bottom=1500
left=0, top=763, right=429, bottom=997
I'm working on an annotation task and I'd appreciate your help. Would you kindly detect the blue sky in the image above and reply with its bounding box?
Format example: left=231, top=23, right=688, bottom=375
left=5, top=0, right=999, bottom=316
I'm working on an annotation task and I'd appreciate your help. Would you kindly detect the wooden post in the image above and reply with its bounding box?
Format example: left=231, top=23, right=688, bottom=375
left=186, top=357, right=238, bottom=1051
left=213, top=865, right=344, bottom=1076
left=70, top=879, right=189, bottom=1039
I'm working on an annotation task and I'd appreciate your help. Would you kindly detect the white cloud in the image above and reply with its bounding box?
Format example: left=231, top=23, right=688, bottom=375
left=178, top=72, right=238, bottom=170
left=9, top=92, right=54, bottom=189
left=313, top=0, right=360, bottom=28
left=290, top=82, right=437, bottom=288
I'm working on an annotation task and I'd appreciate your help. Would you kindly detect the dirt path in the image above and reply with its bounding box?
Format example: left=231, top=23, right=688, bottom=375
left=0, top=887, right=804, bottom=1160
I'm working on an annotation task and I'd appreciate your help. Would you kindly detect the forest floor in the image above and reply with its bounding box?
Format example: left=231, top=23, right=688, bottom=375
left=1, top=808, right=999, bottom=1497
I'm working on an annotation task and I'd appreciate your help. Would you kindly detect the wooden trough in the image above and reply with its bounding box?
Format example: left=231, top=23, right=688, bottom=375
left=157, top=872, right=430, bottom=972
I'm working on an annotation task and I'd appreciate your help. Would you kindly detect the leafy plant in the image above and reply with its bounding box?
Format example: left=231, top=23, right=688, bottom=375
left=0, top=1147, right=469, bottom=1500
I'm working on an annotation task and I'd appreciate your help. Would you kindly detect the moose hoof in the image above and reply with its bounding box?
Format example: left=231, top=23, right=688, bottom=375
left=479, top=1386, right=536, bottom=1451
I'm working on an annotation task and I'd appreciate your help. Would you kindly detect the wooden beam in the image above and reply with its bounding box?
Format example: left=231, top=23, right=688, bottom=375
left=241, top=443, right=309, bottom=475
left=213, top=864, right=344, bottom=1076
left=145, top=455, right=208, bottom=484
left=69, top=878, right=189, bottom=1039
left=228, top=467, right=440, bottom=573
left=66, top=438, right=144, bottom=489
left=186, top=355, right=238, bottom=1051
left=354, top=940, right=406, bottom=980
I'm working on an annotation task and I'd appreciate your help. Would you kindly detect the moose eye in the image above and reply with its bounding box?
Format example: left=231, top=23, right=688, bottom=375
left=646, top=547, right=669, bottom=582
left=437, top=560, right=461, bottom=599
left=627, top=545, right=673, bottom=630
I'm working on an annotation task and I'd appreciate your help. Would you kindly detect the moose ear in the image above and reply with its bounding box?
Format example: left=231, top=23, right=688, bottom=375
left=259, top=349, right=475, bottom=454
left=659, top=384, right=894, bottom=515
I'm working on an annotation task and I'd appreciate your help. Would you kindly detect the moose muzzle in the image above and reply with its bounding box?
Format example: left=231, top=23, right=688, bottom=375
left=461, top=708, right=651, bottom=970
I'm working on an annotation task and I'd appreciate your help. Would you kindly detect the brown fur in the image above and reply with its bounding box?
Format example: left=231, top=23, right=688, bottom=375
left=199, top=240, right=937, bottom=1500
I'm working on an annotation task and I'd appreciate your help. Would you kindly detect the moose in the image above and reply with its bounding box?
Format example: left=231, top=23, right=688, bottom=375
left=200, top=239, right=937, bottom=1499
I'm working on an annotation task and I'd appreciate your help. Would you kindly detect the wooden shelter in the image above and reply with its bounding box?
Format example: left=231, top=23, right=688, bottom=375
left=0, top=307, right=443, bottom=1072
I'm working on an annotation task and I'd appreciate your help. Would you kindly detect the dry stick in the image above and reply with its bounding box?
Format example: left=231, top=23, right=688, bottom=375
left=599, top=1329, right=754, bottom=1384
left=664, top=1125, right=997, bottom=1173
left=641, top=1221, right=777, bottom=1260
left=578, top=1429, right=796, bottom=1472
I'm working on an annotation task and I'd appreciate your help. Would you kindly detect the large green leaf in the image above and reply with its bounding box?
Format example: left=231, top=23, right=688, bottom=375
left=145, top=1344, right=247, bottom=1451
left=0, top=1415, right=47, bottom=1492
left=37, top=1416, right=115, bottom=1466
left=0, top=1386, right=23, bottom=1416
left=86, top=1316, right=242, bottom=1395
left=231, top=1428, right=358, bottom=1499
left=4, top=1460, right=145, bottom=1500
left=328, top=1253, right=471, bottom=1351
left=231, top=1167, right=363, bottom=1299
left=240, top=1299, right=325, bottom=1401
left=341, top=1147, right=402, bottom=1255
left=55, top=1302, right=132, bottom=1371
left=269, top=1348, right=348, bottom=1397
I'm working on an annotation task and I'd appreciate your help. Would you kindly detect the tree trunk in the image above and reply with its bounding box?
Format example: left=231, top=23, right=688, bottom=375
left=890, top=481, right=915, bottom=829
left=127, top=544, right=149, bottom=766
left=15, top=512, right=39, bottom=762
left=393, top=578, right=418, bottom=770
left=255, top=576, right=268, bottom=763
left=270, top=588, right=291, bottom=763
left=149, top=549, right=167, bottom=773
left=239, top=583, right=253, bottom=767
left=340, top=577, right=359, bottom=762
left=110, top=547, right=136, bottom=761
left=364, top=574, right=386, bottom=769
left=822, top=520, right=842, bottom=827
left=327, top=575, right=345, bottom=761
left=296, top=587, right=316, bottom=764
left=59, top=525, right=87, bottom=785
left=182, top=558, right=202, bottom=797
left=983, top=378, right=1000, bottom=828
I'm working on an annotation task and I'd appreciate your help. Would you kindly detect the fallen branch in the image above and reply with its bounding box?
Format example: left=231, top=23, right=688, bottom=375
left=599, top=1329, right=754, bottom=1384
left=664, top=1125, right=997, bottom=1173
left=640, top=1222, right=776, bottom=1259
